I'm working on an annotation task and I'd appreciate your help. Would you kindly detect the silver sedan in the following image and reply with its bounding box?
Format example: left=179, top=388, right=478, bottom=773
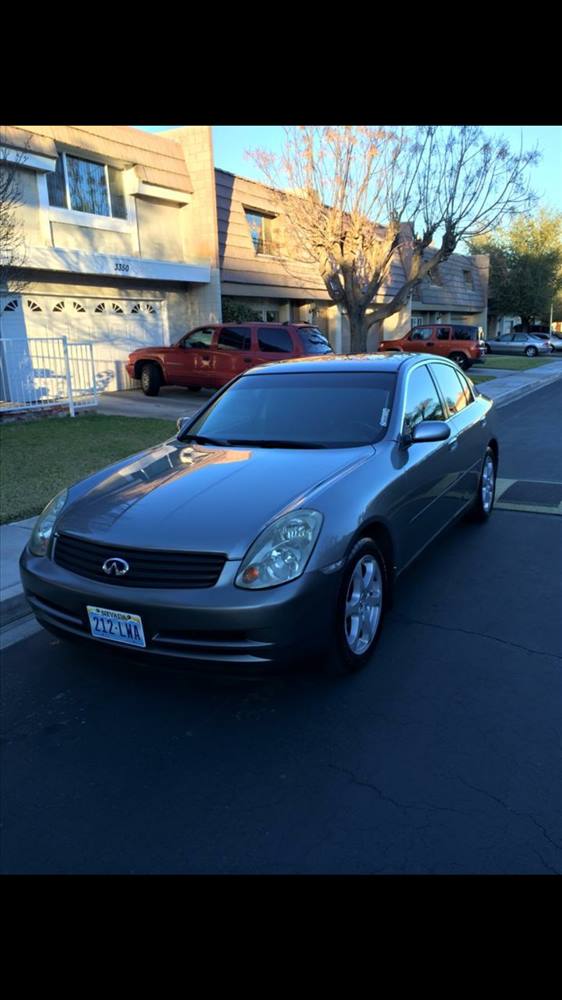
left=485, top=333, right=552, bottom=357
left=20, top=354, right=499, bottom=677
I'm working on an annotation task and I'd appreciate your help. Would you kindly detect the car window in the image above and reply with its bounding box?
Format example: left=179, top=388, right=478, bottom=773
left=182, top=328, right=214, bottom=349
left=403, top=365, right=445, bottom=431
left=430, top=363, right=468, bottom=416
left=410, top=327, right=434, bottom=341
left=257, top=326, right=293, bottom=353
left=297, top=328, right=334, bottom=355
left=454, top=369, right=474, bottom=407
left=513, top=334, right=527, bottom=343
left=217, top=327, right=251, bottom=351
left=436, top=328, right=450, bottom=341
left=452, top=326, right=477, bottom=341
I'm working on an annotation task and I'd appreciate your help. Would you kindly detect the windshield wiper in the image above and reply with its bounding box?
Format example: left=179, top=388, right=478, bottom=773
left=222, top=439, right=328, bottom=449
left=183, top=434, right=233, bottom=446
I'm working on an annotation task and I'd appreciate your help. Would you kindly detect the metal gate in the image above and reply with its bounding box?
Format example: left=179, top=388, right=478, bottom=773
left=0, top=337, right=97, bottom=416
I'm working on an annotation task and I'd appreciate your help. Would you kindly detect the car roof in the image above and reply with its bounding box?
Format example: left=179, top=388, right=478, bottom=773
left=243, top=353, right=423, bottom=376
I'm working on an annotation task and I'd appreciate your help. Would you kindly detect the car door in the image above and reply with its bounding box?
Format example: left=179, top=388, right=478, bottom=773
left=390, top=362, right=456, bottom=568
left=403, top=326, right=434, bottom=353
left=169, top=327, right=215, bottom=386
left=429, top=362, right=484, bottom=508
left=512, top=333, right=529, bottom=355
left=212, top=326, right=253, bottom=386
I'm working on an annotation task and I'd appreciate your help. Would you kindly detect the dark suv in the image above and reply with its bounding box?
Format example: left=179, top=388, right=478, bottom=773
left=127, top=323, right=334, bottom=395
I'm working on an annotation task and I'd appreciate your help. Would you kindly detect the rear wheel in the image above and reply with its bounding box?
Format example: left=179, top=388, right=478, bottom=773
left=322, top=538, right=386, bottom=676
left=186, top=385, right=202, bottom=392
left=467, top=447, right=496, bottom=522
left=525, top=346, right=537, bottom=357
left=449, top=351, right=469, bottom=370
left=140, top=363, right=161, bottom=396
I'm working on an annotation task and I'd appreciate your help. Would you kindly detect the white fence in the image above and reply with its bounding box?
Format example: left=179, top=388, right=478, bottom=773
left=0, top=337, right=97, bottom=416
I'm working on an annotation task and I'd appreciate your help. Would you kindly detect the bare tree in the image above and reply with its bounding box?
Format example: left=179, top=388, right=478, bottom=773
left=0, top=129, right=28, bottom=293
left=248, top=126, right=539, bottom=351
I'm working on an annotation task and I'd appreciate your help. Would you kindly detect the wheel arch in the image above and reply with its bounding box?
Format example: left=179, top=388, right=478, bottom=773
left=134, top=358, right=164, bottom=381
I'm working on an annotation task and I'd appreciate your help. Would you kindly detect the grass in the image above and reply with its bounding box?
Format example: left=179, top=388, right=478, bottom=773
left=0, top=414, right=176, bottom=524
left=470, top=375, right=496, bottom=384
left=482, top=354, right=558, bottom=371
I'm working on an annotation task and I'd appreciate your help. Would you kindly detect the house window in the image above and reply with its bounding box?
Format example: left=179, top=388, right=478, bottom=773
left=47, top=153, right=127, bottom=219
left=244, top=210, right=279, bottom=255
left=463, top=270, right=474, bottom=289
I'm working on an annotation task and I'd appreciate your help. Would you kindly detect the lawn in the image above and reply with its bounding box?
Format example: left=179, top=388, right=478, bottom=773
left=0, top=414, right=176, bottom=524
left=470, top=375, right=496, bottom=384
left=482, top=354, right=558, bottom=371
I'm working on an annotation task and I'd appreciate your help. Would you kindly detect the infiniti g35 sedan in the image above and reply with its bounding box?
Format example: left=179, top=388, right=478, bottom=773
left=20, top=354, right=499, bottom=676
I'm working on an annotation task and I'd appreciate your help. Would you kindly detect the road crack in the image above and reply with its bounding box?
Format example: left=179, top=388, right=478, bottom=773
left=390, top=614, right=562, bottom=661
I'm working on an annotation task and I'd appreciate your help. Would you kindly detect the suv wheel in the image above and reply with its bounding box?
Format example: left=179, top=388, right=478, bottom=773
left=524, top=346, right=538, bottom=357
left=323, top=539, right=386, bottom=676
left=467, top=447, right=496, bottom=522
left=186, top=385, right=202, bottom=393
left=449, top=351, right=469, bottom=369
left=140, top=363, right=161, bottom=396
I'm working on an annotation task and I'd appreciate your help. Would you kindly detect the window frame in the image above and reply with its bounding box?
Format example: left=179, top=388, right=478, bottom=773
left=400, top=362, right=446, bottom=435
left=47, top=151, right=129, bottom=222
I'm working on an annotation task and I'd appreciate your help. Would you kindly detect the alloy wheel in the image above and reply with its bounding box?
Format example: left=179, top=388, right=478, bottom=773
left=344, top=554, right=383, bottom=655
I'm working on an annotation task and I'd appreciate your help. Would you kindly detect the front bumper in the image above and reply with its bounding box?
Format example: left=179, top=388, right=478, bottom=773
left=20, top=547, right=341, bottom=671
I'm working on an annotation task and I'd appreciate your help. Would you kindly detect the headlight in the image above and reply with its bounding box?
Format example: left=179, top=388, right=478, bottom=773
left=235, top=509, right=323, bottom=590
left=29, top=489, right=68, bottom=557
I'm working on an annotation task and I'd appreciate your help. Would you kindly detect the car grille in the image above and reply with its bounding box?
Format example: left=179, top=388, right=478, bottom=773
left=53, top=533, right=226, bottom=589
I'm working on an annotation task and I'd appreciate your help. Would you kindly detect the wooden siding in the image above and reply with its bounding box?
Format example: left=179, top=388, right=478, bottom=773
left=10, top=126, right=193, bottom=194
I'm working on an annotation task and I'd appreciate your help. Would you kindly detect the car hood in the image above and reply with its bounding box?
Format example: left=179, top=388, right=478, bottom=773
left=58, top=439, right=373, bottom=558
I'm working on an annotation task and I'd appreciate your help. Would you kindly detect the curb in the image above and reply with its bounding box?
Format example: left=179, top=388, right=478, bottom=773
left=491, top=371, right=562, bottom=409
left=0, top=586, right=29, bottom=628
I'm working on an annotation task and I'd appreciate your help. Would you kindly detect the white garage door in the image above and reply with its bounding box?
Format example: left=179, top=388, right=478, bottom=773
left=16, top=295, right=165, bottom=392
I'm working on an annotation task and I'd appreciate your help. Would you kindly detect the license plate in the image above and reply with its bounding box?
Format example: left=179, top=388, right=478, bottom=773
left=87, top=605, right=146, bottom=648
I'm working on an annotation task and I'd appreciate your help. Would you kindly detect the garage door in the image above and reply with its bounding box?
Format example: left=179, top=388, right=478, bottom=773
left=16, top=295, right=165, bottom=392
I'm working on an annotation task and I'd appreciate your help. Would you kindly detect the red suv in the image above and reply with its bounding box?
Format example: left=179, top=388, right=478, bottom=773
left=380, top=324, right=486, bottom=370
left=127, top=323, right=334, bottom=395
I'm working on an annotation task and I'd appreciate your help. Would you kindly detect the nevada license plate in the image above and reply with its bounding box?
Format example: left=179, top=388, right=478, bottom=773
left=87, top=605, right=146, bottom=648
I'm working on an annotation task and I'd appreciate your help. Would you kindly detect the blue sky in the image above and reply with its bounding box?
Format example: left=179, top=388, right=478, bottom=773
left=136, top=125, right=561, bottom=213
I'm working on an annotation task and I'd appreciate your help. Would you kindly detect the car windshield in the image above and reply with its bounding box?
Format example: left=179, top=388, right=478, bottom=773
left=297, top=328, right=334, bottom=355
left=181, top=372, right=396, bottom=448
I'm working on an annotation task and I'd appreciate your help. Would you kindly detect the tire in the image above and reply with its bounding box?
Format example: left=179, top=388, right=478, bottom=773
left=485, top=344, right=491, bottom=354
left=449, top=351, right=469, bottom=370
left=186, top=385, right=202, bottom=393
left=467, top=447, right=496, bottom=522
left=140, top=363, right=161, bottom=396
left=525, top=346, right=537, bottom=357
left=322, top=538, right=387, bottom=676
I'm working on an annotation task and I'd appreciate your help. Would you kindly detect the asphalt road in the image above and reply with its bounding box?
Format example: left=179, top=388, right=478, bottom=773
left=1, top=382, right=561, bottom=874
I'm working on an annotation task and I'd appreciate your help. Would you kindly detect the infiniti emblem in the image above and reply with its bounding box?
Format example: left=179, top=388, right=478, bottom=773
left=102, top=557, right=130, bottom=576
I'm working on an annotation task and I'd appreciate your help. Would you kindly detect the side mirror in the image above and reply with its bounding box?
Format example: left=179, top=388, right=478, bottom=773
left=404, top=421, right=451, bottom=446
left=176, top=415, right=192, bottom=433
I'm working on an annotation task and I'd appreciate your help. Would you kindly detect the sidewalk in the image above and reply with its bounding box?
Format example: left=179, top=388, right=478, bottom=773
left=476, top=359, right=562, bottom=408
left=2, top=361, right=562, bottom=630
left=0, top=517, right=35, bottom=625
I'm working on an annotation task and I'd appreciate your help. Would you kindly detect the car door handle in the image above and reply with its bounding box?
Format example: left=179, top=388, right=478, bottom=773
left=426, top=342, right=434, bottom=346
left=243, top=357, right=253, bottom=363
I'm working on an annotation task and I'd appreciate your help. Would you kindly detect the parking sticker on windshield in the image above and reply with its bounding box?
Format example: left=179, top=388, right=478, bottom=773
left=380, top=407, right=390, bottom=427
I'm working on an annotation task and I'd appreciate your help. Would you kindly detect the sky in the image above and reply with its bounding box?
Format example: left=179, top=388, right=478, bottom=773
left=136, top=125, right=562, bottom=213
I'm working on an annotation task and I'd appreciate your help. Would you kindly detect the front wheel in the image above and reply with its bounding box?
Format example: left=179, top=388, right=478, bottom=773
left=467, top=447, right=496, bottom=522
left=449, top=352, right=469, bottom=370
left=525, top=346, right=537, bottom=357
left=141, top=363, right=161, bottom=396
left=322, top=539, right=386, bottom=676
left=186, top=385, right=202, bottom=393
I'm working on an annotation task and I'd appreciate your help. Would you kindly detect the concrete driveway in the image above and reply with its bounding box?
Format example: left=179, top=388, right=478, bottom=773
left=98, top=387, right=217, bottom=421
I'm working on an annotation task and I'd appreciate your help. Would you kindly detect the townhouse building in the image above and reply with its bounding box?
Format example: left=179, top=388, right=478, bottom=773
left=1, top=125, right=489, bottom=398
left=0, top=125, right=221, bottom=392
